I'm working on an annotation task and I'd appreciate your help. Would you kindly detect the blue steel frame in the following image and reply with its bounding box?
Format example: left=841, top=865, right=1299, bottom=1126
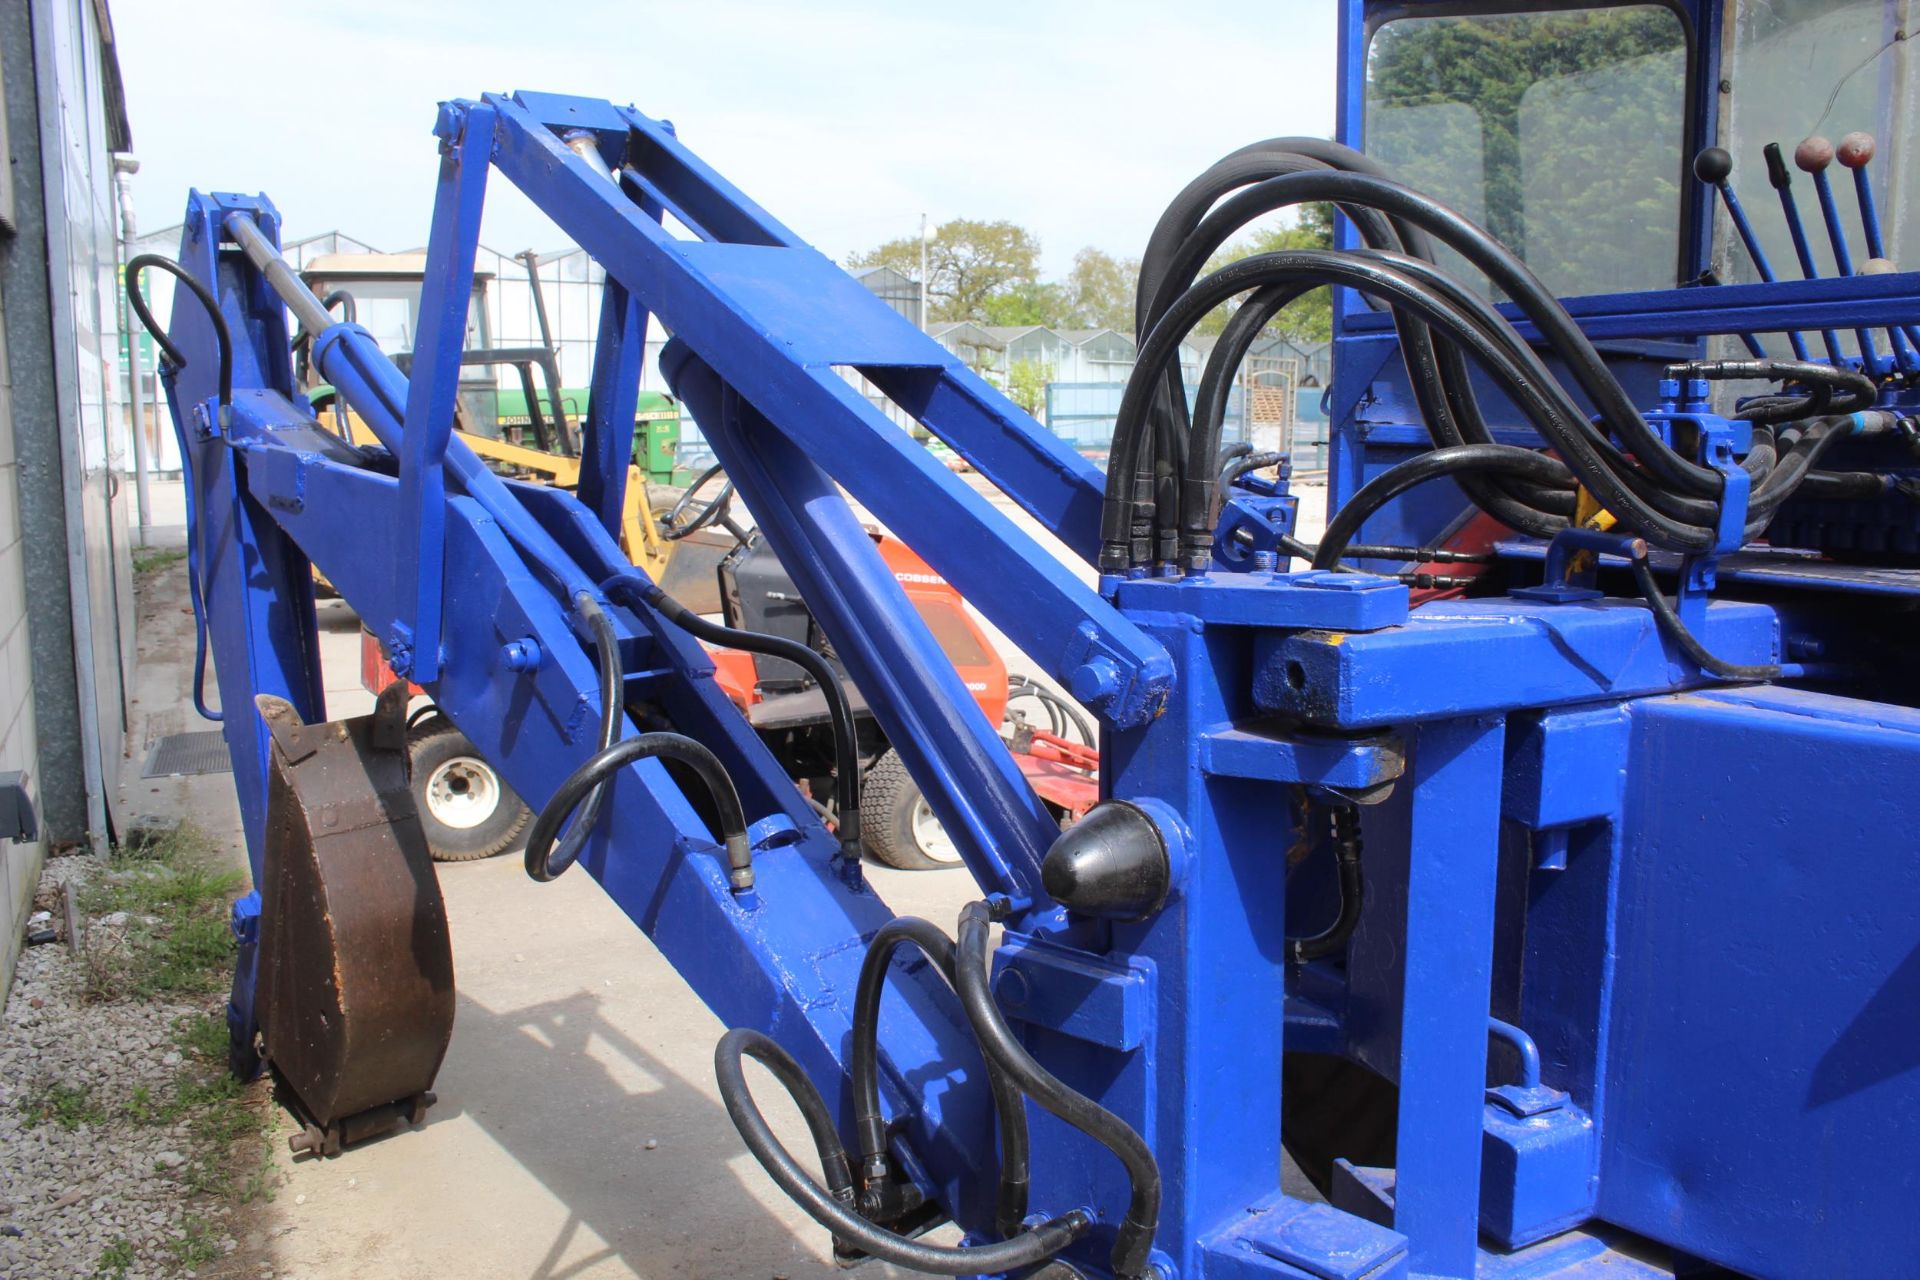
left=163, top=32, right=1920, bottom=1279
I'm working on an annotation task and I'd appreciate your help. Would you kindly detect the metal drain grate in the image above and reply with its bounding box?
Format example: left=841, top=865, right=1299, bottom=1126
left=142, top=730, right=232, bottom=778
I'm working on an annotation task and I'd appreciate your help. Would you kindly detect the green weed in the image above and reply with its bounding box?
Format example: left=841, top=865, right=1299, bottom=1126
left=131, top=547, right=186, bottom=576
left=21, top=1082, right=106, bottom=1131
left=80, top=823, right=241, bottom=1003
left=94, top=1237, right=135, bottom=1280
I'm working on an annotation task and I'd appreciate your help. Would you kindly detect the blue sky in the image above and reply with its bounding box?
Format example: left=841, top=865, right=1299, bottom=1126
left=112, top=1, right=1338, bottom=276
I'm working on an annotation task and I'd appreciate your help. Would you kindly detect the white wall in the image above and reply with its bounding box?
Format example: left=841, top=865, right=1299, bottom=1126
left=0, top=295, right=47, bottom=991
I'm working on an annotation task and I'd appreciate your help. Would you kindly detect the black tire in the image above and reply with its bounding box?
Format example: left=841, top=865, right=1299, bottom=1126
left=408, top=717, right=531, bottom=862
left=859, top=749, right=963, bottom=872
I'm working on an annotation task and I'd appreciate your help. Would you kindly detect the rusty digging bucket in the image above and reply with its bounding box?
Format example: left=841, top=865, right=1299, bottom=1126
left=254, top=685, right=455, bottom=1157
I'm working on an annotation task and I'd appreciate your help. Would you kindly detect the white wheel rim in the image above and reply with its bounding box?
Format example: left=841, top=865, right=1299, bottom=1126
left=425, top=756, right=501, bottom=830
left=907, top=794, right=963, bottom=865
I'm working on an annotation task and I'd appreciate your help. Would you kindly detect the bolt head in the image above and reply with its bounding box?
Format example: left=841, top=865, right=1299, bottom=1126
left=1068, top=659, right=1120, bottom=703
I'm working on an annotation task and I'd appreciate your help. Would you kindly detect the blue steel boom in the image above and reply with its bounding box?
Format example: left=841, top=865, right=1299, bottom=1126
left=145, top=3, right=1920, bottom=1276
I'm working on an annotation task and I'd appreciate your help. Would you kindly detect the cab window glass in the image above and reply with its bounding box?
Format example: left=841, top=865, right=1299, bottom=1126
left=1365, top=5, right=1688, bottom=298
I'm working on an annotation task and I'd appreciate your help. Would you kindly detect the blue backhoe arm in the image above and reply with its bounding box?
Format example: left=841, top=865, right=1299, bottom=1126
left=156, top=92, right=1175, bottom=1249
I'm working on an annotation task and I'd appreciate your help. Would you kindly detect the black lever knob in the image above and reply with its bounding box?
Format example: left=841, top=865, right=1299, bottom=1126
left=1693, top=146, right=1733, bottom=185
left=1764, top=142, right=1792, bottom=190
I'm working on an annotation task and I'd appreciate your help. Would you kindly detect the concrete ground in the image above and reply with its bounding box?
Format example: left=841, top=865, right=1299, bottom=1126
left=119, top=469, right=1327, bottom=1280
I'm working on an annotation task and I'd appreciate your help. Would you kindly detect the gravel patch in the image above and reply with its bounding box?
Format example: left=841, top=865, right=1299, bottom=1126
left=0, top=852, right=251, bottom=1279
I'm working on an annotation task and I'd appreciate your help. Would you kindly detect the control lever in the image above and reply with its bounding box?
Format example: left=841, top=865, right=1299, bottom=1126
left=1835, top=132, right=1919, bottom=373
left=1796, top=135, right=1882, bottom=369
left=1764, top=142, right=1847, bottom=364
left=1692, top=147, right=1772, bottom=358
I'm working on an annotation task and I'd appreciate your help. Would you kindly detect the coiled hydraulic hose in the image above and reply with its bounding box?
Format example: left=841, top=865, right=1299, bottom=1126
left=524, top=730, right=754, bottom=889
left=715, top=1026, right=1090, bottom=1275
left=1129, top=142, right=1422, bottom=567
left=1110, top=253, right=1696, bottom=569
left=851, top=916, right=1031, bottom=1238
left=525, top=594, right=624, bottom=881
left=124, top=255, right=235, bottom=722
left=720, top=902, right=1164, bottom=1277
left=602, top=570, right=862, bottom=855
left=955, top=902, right=1161, bottom=1280
left=1668, top=359, right=1878, bottom=424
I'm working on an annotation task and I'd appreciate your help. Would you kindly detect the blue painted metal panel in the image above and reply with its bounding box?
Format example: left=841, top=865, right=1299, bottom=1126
left=1599, top=686, right=1920, bottom=1277
left=1253, top=596, right=1781, bottom=730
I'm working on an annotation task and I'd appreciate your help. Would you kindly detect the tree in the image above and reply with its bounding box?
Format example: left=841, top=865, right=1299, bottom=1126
left=849, top=219, right=1043, bottom=324
left=1062, top=248, right=1140, bottom=333
left=1007, top=359, right=1053, bottom=415
left=982, top=280, right=1069, bottom=328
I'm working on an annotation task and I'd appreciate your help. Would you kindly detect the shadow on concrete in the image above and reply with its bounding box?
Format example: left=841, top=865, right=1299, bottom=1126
left=439, top=983, right=901, bottom=1280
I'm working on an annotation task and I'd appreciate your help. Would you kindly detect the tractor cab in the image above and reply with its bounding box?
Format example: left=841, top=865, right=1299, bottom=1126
left=1334, top=0, right=1920, bottom=563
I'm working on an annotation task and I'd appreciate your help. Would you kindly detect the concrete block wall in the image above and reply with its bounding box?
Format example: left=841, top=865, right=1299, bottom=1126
left=0, top=288, right=47, bottom=992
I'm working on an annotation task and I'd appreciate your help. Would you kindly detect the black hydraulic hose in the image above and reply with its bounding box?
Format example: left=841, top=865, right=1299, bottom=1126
left=1314, top=445, right=1570, bottom=570
left=1668, top=359, right=1878, bottom=425
left=125, top=254, right=234, bottom=723
left=1112, top=252, right=1702, bottom=569
left=1185, top=242, right=1706, bottom=543
left=524, top=731, right=753, bottom=888
left=1218, top=447, right=1284, bottom=490
left=320, top=289, right=357, bottom=324
left=1135, top=137, right=1422, bottom=326
left=850, top=917, right=1032, bottom=1239
left=1211, top=442, right=1290, bottom=529
left=1142, top=170, right=1485, bottom=531
left=1117, top=250, right=1736, bottom=563
left=125, top=254, right=233, bottom=406
left=1291, top=805, right=1363, bottom=963
left=604, top=571, right=862, bottom=855
left=1626, top=554, right=1780, bottom=681
left=1279, top=533, right=1493, bottom=570
left=955, top=902, right=1161, bottom=1280
left=1182, top=263, right=1575, bottom=555
left=715, top=1028, right=1090, bottom=1276
left=1153, top=169, right=1725, bottom=501
left=1746, top=416, right=1873, bottom=523
left=1186, top=247, right=1572, bottom=544
left=1131, top=144, right=1411, bottom=567
left=1349, top=248, right=1736, bottom=537
left=530, top=594, right=624, bottom=881
left=723, top=1026, right=857, bottom=1200
left=1739, top=386, right=1834, bottom=425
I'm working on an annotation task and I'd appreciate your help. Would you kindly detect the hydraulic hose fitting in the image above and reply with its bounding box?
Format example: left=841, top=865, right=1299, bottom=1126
left=1290, top=803, right=1365, bottom=964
